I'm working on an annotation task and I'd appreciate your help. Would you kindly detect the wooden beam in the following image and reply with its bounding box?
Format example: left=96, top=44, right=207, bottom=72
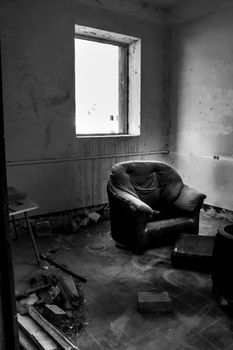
left=17, top=313, right=59, bottom=350
left=28, top=306, right=79, bottom=350
left=18, top=328, right=39, bottom=350
left=0, top=39, right=19, bottom=350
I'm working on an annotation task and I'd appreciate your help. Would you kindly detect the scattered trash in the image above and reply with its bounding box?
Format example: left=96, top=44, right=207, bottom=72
left=71, top=219, right=79, bottom=233
left=13, top=203, right=110, bottom=239
left=33, top=221, right=52, bottom=238
left=79, top=217, right=90, bottom=228
left=88, top=212, right=100, bottom=223
left=19, top=293, right=39, bottom=306
left=40, top=252, right=87, bottom=283
left=16, top=273, right=86, bottom=349
left=219, top=297, right=229, bottom=307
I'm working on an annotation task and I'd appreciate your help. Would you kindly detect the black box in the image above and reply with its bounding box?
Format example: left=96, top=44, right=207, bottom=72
left=171, top=233, right=215, bottom=272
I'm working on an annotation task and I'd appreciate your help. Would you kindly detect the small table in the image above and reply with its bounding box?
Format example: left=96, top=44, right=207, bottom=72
left=8, top=187, right=41, bottom=265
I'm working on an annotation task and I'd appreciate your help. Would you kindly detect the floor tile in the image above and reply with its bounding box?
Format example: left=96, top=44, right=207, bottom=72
left=178, top=289, right=212, bottom=312
left=78, top=331, right=103, bottom=350
left=173, top=333, right=218, bottom=350
left=122, top=328, right=176, bottom=350
left=198, top=321, right=233, bottom=349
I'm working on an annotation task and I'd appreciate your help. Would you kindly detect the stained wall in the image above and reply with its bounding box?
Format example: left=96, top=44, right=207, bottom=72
left=0, top=0, right=169, bottom=214
left=169, top=0, right=233, bottom=210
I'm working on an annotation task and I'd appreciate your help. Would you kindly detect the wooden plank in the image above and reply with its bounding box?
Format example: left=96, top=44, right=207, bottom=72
left=18, top=328, right=39, bottom=350
left=28, top=306, right=79, bottom=350
left=17, top=313, right=59, bottom=350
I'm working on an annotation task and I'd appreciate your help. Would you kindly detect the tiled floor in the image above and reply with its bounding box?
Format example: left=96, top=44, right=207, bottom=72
left=13, top=211, right=233, bottom=350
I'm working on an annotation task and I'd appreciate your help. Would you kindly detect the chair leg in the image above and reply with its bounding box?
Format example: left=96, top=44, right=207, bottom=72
left=193, top=210, right=201, bottom=235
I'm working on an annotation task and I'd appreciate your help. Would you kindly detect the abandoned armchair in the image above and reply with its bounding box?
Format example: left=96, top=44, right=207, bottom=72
left=107, top=161, right=207, bottom=254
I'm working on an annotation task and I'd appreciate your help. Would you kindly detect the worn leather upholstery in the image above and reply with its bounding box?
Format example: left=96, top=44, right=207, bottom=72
left=107, top=161, right=206, bottom=254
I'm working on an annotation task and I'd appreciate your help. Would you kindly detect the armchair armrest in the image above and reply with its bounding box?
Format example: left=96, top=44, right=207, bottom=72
left=107, top=183, right=153, bottom=215
left=173, top=185, right=206, bottom=212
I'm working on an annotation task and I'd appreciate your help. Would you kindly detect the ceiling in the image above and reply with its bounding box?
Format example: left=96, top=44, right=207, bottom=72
left=77, top=0, right=233, bottom=23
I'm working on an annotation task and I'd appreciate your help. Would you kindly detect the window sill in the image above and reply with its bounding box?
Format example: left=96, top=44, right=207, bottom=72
left=76, top=134, right=140, bottom=139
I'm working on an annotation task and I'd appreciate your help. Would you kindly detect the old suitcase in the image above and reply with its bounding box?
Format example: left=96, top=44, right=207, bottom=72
left=171, top=233, right=215, bottom=272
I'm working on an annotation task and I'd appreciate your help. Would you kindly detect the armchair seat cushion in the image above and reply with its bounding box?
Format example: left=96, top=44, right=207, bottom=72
left=145, top=217, right=194, bottom=247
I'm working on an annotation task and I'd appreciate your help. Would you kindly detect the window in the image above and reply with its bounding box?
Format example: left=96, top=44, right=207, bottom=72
left=75, top=39, right=127, bottom=134
left=74, top=25, right=141, bottom=136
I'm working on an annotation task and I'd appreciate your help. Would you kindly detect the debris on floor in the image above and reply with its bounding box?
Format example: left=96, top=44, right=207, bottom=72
left=10, top=203, right=110, bottom=237
left=137, top=291, right=172, bottom=313
left=16, top=273, right=86, bottom=350
left=17, top=312, right=59, bottom=350
left=39, top=251, right=87, bottom=283
left=88, top=211, right=100, bottom=223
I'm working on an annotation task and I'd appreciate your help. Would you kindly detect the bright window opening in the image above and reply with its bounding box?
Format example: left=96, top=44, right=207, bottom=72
left=75, top=39, right=124, bottom=135
left=74, top=25, right=141, bottom=137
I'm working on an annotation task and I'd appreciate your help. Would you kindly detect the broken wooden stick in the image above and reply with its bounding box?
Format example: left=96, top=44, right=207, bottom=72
left=39, top=253, right=87, bottom=283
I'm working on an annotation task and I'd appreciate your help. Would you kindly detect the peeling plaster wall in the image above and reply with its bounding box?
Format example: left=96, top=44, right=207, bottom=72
left=0, top=0, right=168, bottom=214
left=169, top=2, right=233, bottom=210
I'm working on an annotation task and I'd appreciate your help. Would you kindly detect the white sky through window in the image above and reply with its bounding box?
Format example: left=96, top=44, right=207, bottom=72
left=75, top=38, right=119, bottom=134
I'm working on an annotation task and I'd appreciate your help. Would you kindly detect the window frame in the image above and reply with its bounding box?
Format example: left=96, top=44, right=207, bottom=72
left=74, top=25, right=141, bottom=138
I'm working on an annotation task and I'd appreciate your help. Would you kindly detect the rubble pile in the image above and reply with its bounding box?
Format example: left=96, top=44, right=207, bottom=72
left=16, top=273, right=86, bottom=349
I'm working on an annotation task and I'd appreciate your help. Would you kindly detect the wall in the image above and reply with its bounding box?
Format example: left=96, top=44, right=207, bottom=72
left=0, top=295, right=5, bottom=350
left=169, top=1, right=233, bottom=210
left=0, top=0, right=169, bottom=215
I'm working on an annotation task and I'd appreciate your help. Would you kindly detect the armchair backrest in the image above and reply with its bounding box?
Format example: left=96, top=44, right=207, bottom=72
left=109, top=161, right=184, bottom=209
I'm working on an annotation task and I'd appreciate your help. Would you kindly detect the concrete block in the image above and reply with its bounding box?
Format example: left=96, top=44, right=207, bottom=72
left=138, top=291, right=172, bottom=313
left=43, top=304, right=67, bottom=323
